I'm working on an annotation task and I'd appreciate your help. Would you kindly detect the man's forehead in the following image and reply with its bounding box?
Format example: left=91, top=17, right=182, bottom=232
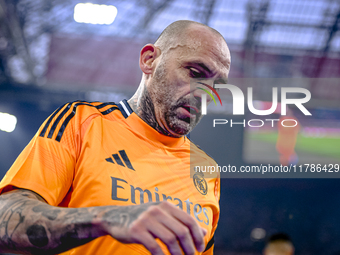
left=176, top=26, right=230, bottom=67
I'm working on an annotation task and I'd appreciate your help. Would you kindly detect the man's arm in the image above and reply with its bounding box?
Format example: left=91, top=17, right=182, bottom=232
left=0, top=189, right=206, bottom=255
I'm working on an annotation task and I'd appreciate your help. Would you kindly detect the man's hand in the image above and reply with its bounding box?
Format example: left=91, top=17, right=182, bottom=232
left=102, top=201, right=207, bottom=255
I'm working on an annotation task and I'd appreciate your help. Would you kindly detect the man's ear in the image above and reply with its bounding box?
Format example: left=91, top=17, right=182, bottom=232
left=139, top=44, right=160, bottom=74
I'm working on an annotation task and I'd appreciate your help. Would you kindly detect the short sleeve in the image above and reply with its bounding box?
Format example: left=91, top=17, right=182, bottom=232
left=0, top=102, right=81, bottom=205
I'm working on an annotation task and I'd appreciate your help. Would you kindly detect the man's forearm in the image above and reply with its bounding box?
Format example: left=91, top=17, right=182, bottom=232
left=0, top=189, right=111, bottom=254
left=0, top=189, right=208, bottom=255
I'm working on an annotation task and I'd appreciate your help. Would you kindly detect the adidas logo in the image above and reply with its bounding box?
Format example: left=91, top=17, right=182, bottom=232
left=105, top=150, right=135, bottom=171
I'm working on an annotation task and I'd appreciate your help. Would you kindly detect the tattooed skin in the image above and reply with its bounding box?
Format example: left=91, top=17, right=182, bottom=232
left=129, top=88, right=173, bottom=137
left=0, top=189, right=159, bottom=254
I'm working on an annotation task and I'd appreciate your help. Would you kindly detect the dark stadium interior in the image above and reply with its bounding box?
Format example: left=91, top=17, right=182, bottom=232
left=0, top=0, right=340, bottom=254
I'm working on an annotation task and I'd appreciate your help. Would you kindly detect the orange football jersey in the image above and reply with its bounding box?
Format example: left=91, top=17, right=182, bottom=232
left=0, top=100, right=220, bottom=254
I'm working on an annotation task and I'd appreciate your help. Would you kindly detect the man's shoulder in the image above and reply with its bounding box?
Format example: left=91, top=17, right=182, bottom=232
left=51, top=100, right=124, bottom=124
left=188, top=140, right=221, bottom=180
left=66, top=100, right=120, bottom=117
left=37, top=101, right=123, bottom=142
left=187, top=137, right=217, bottom=164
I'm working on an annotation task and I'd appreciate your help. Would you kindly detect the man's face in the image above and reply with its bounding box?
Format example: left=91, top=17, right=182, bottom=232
left=147, top=26, right=231, bottom=137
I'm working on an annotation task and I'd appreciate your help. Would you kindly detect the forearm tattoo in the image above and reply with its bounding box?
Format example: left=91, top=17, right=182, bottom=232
left=0, top=189, right=154, bottom=254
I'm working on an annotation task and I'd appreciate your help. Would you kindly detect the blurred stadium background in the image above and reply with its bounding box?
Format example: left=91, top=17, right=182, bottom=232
left=0, top=0, right=340, bottom=254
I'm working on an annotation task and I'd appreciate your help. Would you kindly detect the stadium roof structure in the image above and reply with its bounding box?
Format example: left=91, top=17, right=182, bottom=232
left=0, top=0, right=340, bottom=86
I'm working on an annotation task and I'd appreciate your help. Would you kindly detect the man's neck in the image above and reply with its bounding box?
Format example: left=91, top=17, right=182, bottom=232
left=127, top=89, right=176, bottom=137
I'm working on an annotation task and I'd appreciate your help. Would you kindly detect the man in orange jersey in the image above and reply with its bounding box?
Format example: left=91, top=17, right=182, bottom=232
left=0, top=20, right=230, bottom=255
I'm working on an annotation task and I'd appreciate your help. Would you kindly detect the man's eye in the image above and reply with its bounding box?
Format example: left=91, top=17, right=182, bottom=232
left=189, top=68, right=204, bottom=78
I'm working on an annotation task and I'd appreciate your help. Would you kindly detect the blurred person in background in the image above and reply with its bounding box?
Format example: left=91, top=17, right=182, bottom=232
left=263, top=233, right=295, bottom=255
left=0, top=20, right=230, bottom=255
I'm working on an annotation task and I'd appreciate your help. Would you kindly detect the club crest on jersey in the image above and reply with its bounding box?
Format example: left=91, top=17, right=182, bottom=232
left=193, top=172, right=208, bottom=195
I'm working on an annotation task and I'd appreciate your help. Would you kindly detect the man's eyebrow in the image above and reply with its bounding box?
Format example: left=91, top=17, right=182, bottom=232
left=188, top=61, right=227, bottom=81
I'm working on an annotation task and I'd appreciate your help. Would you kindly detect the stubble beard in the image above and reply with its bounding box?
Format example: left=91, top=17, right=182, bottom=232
left=152, top=63, right=203, bottom=136
left=165, top=100, right=203, bottom=136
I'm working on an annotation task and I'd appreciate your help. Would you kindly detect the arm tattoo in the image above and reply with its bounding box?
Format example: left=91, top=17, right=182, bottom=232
left=102, top=202, right=157, bottom=229
left=0, top=190, right=44, bottom=251
left=0, top=189, right=159, bottom=254
left=0, top=189, right=100, bottom=254
left=26, top=224, right=48, bottom=247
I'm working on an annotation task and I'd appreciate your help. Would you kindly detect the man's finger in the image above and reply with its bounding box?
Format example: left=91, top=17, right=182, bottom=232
left=131, top=231, right=165, bottom=255
left=172, top=211, right=205, bottom=251
left=148, top=221, right=185, bottom=255
left=160, top=202, right=206, bottom=252
left=156, top=213, right=196, bottom=254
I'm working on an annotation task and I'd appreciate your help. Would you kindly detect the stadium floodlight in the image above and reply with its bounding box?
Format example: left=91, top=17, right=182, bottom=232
left=250, top=228, right=266, bottom=240
left=74, top=3, right=118, bottom=25
left=0, top=112, right=17, bottom=133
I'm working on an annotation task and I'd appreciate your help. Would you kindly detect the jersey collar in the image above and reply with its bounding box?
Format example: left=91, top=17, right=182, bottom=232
left=118, top=99, right=133, bottom=118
